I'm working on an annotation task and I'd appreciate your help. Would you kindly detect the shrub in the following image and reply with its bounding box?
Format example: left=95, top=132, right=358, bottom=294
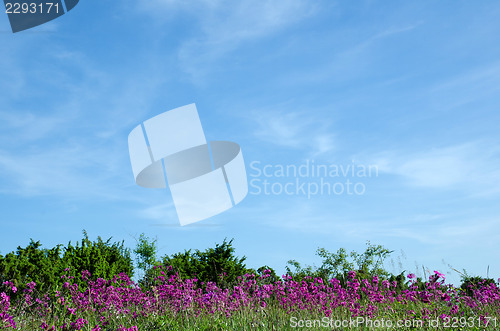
left=61, top=230, right=133, bottom=288
left=0, top=240, right=64, bottom=299
left=159, top=238, right=249, bottom=288
left=460, top=274, right=497, bottom=297
left=0, top=230, right=133, bottom=299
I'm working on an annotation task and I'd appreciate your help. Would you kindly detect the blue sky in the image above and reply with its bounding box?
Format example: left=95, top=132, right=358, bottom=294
left=1, top=0, right=499, bottom=285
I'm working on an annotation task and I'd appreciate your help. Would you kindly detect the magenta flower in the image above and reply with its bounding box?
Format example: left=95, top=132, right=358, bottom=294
left=2, top=282, right=17, bottom=294
left=1, top=261, right=499, bottom=329
left=434, top=270, right=445, bottom=280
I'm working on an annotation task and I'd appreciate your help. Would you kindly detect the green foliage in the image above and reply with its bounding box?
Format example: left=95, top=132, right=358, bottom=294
left=386, top=271, right=426, bottom=293
left=133, top=233, right=158, bottom=273
left=0, top=240, right=64, bottom=298
left=0, top=230, right=133, bottom=298
left=349, top=241, right=393, bottom=277
left=285, top=259, right=318, bottom=282
left=160, top=238, right=249, bottom=288
left=62, top=230, right=134, bottom=287
left=286, top=241, right=393, bottom=283
left=316, top=247, right=354, bottom=279
left=256, top=265, right=280, bottom=284
left=460, top=270, right=497, bottom=297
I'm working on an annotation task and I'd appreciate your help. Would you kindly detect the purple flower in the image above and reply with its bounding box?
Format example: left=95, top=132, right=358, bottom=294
left=2, top=282, right=17, bottom=294
left=434, top=270, right=446, bottom=280
left=82, top=270, right=91, bottom=280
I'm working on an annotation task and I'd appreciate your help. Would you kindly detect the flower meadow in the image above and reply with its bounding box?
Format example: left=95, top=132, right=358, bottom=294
left=1, top=267, right=499, bottom=330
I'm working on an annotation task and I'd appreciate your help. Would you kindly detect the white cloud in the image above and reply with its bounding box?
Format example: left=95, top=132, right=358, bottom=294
left=375, top=217, right=500, bottom=248
left=429, top=62, right=500, bottom=111
left=256, top=197, right=500, bottom=250
left=367, top=142, right=500, bottom=195
left=0, top=141, right=130, bottom=199
left=140, top=0, right=317, bottom=82
left=0, top=111, right=74, bottom=144
left=0, top=42, right=169, bottom=201
left=277, top=22, right=422, bottom=86
left=139, top=202, right=177, bottom=220
left=251, top=106, right=336, bottom=157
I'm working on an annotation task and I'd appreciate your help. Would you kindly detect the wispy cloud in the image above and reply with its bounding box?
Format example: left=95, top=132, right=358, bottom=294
left=366, top=142, right=500, bottom=195
left=139, top=0, right=317, bottom=82
left=139, top=202, right=177, bottom=221
left=257, top=197, right=500, bottom=249
left=370, top=217, right=500, bottom=248
left=0, top=42, right=169, bottom=201
left=0, top=136, right=136, bottom=199
left=429, top=61, right=500, bottom=111
left=250, top=105, right=336, bottom=158
left=278, top=22, right=423, bottom=86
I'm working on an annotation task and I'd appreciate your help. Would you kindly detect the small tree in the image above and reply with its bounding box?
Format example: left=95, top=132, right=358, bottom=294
left=285, top=260, right=318, bottom=282
left=316, top=241, right=393, bottom=280
left=285, top=241, right=393, bottom=283
left=133, top=233, right=158, bottom=276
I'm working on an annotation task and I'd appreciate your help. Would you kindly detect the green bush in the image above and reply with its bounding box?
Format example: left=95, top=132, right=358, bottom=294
left=150, top=238, right=250, bottom=288
left=0, top=240, right=64, bottom=299
left=460, top=274, right=497, bottom=297
left=61, top=230, right=134, bottom=287
left=0, top=230, right=133, bottom=299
